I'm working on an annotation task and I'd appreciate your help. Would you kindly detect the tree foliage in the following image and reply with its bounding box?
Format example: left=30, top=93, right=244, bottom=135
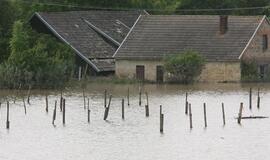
left=164, top=51, right=205, bottom=83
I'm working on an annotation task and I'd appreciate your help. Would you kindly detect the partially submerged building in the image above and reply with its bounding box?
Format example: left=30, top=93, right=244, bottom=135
left=30, top=10, right=147, bottom=76
left=114, top=15, right=270, bottom=82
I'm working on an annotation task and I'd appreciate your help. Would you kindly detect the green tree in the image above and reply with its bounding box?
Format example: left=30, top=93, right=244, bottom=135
left=164, top=50, right=205, bottom=83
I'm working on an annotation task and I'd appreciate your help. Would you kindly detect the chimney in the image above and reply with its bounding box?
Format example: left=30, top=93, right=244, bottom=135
left=220, top=15, right=228, bottom=34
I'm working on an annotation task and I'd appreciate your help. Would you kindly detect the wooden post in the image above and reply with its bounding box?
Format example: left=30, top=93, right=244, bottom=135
left=185, top=92, right=188, bottom=115
left=23, top=96, right=26, bottom=115
left=45, top=95, right=48, bottom=113
left=104, top=89, right=107, bottom=108
left=27, top=85, right=31, bottom=105
left=60, top=91, right=63, bottom=112
left=6, top=101, right=9, bottom=129
left=238, top=102, right=244, bottom=124
left=83, top=88, right=86, bottom=110
left=249, top=88, right=252, bottom=110
left=257, top=88, right=260, bottom=109
left=78, top=66, right=82, bottom=81
left=127, top=88, right=130, bottom=106
left=160, top=113, right=164, bottom=133
left=145, top=92, right=149, bottom=106
left=62, top=99, right=65, bottom=124
left=203, top=103, right=207, bottom=128
left=189, top=103, right=193, bottom=129
left=139, top=87, right=142, bottom=106
left=122, top=99, right=125, bottom=119
left=160, top=105, right=163, bottom=133
left=145, top=105, right=149, bottom=117
left=87, top=98, right=90, bottom=123
left=222, top=103, right=226, bottom=126
left=103, top=95, right=112, bottom=120
left=52, top=101, right=57, bottom=125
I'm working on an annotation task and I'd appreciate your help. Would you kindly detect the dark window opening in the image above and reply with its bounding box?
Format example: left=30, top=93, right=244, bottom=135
left=259, top=65, right=267, bottom=79
left=263, top=34, right=268, bottom=51
left=136, top=65, right=145, bottom=81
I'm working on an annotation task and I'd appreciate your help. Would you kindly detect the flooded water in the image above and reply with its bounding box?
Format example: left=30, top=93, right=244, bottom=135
left=0, top=83, right=270, bottom=160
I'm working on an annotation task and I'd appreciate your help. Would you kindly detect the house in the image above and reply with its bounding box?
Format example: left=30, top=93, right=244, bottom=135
left=30, top=10, right=148, bottom=76
left=113, top=15, right=270, bottom=82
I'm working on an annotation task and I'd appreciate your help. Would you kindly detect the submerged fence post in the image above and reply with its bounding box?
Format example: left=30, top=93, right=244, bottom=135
left=203, top=103, right=207, bottom=128
left=52, top=101, right=57, bottom=125
left=87, top=98, right=90, bottom=123
left=189, top=103, right=193, bottom=129
left=257, top=88, right=260, bottom=109
left=104, top=89, right=107, bottom=108
left=63, top=99, right=65, bottom=125
left=160, top=105, right=164, bottom=133
left=139, top=87, right=142, bottom=106
left=145, top=92, right=149, bottom=117
left=45, top=95, right=48, bottom=113
left=83, top=88, right=86, bottom=110
left=103, top=95, right=112, bottom=120
left=238, top=102, right=244, bottom=124
left=6, top=101, right=9, bottom=129
left=122, top=98, right=125, bottom=119
left=249, top=88, right=252, bottom=110
left=185, top=92, right=188, bottom=115
left=222, top=103, right=226, bottom=126
left=60, top=91, right=63, bottom=112
left=23, top=96, right=26, bottom=115
left=27, top=85, right=31, bottom=105
left=127, top=88, right=130, bottom=106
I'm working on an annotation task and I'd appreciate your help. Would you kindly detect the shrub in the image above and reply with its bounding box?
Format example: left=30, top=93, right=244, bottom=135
left=241, top=60, right=258, bottom=82
left=164, top=50, right=205, bottom=83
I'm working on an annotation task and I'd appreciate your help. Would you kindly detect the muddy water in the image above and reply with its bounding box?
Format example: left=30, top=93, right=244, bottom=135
left=0, top=83, right=269, bottom=160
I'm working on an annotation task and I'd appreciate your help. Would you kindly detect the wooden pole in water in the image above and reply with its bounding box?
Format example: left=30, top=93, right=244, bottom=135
left=122, top=98, right=125, bottom=119
left=45, top=95, right=48, bottom=113
left=203, top=103, right=207, bottom=128
left=185, top=92, right=188, bottom=115
left=83, top=88, right=86, bottom=110
left=222, top=103, right=226, bottom=126
left=62, top=99, right=65, bottom=124
left=87, top=98, right=90, bottom=123
left=6, top=101, right=9, bottom=129
left=257, top=88, right=260, bottom=109
left=160, top=105, right=162, bottom=116
left=139, top=87, right=142, bottom=106
left=145, top=105, right=149, bottom=117
left=160, top=105, right=164, bottom=133
left=249, top=88, right=252, bottom=110
left=103, top=95, right=112, bottom=120
left=127, top=88, right=130, bottom=106
left=238, top=102, right=243, bottom=124
left=189, top=103, right=193, bottom=129
left=104, top=89, right=107, bottom=108
left=60, top=91, right=63, bottom=112
left=27, top=85, right=31, bottom=105
left=52, top=101, right=57, bottom=125
left=23, top=96, right=26, bottom=115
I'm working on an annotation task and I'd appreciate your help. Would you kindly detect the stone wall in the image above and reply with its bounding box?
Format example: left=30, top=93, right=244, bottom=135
left=115, top=60, right=241, bottom=82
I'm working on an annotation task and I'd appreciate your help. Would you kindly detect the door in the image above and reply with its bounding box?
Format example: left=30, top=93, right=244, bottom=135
left=136, top=65, right=145, bottom=81
left=156, top=65, right=164, bottom=83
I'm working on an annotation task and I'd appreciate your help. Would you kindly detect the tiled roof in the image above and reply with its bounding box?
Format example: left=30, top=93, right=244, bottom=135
left=30, top=10, right=143, bottom=71
left=114, top=15, right=266, bottom=62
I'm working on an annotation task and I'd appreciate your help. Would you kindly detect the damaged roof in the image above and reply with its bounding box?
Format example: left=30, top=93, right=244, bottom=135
left=30, top=10, right=145, bottom=72
left=114, top=15, right=266, bottom=62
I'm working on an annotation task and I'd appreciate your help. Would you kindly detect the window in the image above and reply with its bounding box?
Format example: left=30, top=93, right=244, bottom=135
left=259, top=64, right=268, bottom=79
left=263, top=34, right=268, bottom=51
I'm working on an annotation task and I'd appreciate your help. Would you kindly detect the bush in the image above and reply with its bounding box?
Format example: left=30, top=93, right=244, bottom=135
left=164, top=50, right=205, bottom=84
left=0, top=20, right=75, bottom=89
left=241, top=60, right=258, bottom=82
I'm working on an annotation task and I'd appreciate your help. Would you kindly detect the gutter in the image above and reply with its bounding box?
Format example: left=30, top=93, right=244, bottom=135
left=35, top=12, right=101, bottom=72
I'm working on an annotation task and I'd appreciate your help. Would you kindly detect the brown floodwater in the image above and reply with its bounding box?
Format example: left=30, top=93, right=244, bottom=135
left=0, top=83, right=269, bottom=160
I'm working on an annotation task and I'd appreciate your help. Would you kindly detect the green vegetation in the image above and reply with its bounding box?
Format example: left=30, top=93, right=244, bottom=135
left=0, top=0, right=269, bottom=88
left=164, top=51, right=205, bottom=84
left=241, top=60, right=258, bottom=82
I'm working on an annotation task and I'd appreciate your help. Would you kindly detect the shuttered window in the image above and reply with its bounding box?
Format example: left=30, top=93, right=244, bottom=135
left=263, top=34, right=268, bottom=51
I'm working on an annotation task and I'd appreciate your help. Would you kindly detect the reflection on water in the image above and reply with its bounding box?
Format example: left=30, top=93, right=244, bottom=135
left=0, top=83, right=269, bottom=160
